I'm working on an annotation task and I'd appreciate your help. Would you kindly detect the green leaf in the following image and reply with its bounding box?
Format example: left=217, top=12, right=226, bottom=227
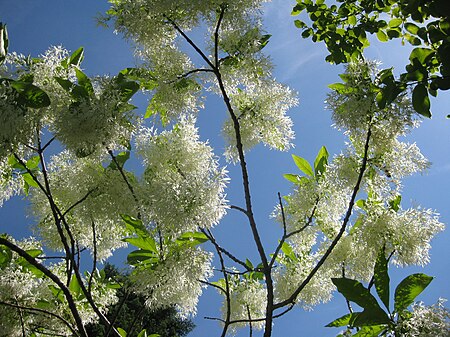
left=26, top=156, right=40, bottom=170
left=388, top=18, right=403, bottom=28
left=374, top=247, right=390, bottom=311
left=283, top=174, right=303, bottom=184
left=124, top=237, right=157, bottom=253
left=68, top=47, right=84, bottom=67
left=325, top=312, right=360, bottom=327
left=75, top=69, right=94, bottom=97
left=332, top=278, right=381, bottom=311
left=294, top=20, right=306, bottom=29
left=281, top=242, right=297, bottom=261
left=127, top=249, right=159, bottom=266
left=25, top=249, right=43, bottom=258
left=376, top=30, right=389, bottom=42
left=352, top=309, right=390, bottom=327
left=292, top=154, right=314, bottom=177
left=388, top=195, right=401, bottom=212
left=412, top=84, right=431, bottom=117
left=328, top=82, right=347, bottom=92
left=352, top=325, right=386, bottom=337
left=258, top=34, right=272, bottom=50
left=409, top=48, right=435, bottom=65
left=69, top=275, right=82, bottom=298
left=314, top=146, right=329, bottom=176
left=137, top=329, right=148, bottom=337
left=115, top=74, right=140, bottom=102
left=0, top=245, right=12, bottom=268
left=10, top=81, right=50, bottom=108
left=121, top=215, right=149, bottom=238
left=394, top=273, right=433, bottom=313
left=117, top=327, right=127, bottom=337
left=55, top=76, right=75, bottom=92
left=176, top=231, right=209, bottom=246
left=108, top=151, right=130, bottom=170
left=22, top=173, right=39, bottom=188
left=405, top=23, right=420, bottom=35
left=8, top=155, right=26, bottom=170
left=349, top=216, right=364, bottom=235
left=245, top=258, right=254, bottom=269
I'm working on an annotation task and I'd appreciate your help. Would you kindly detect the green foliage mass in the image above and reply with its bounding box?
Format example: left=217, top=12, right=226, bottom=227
left=292, top=0, right=450, bottom=117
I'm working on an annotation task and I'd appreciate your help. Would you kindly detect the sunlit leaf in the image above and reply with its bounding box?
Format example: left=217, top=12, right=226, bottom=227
left=394, top=273, right=433, bottom=313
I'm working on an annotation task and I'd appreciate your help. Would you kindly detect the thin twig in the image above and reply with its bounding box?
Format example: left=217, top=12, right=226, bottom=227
left=230, top=204, right=248, bottom=215
left=62, top=188, right=98, bottom=217
left=247, top=305, right=253, bottom=337
left=88, top=219, right=98, bottom=293
left=205, top=229, right=232, bottom=337
left=164, top=15, right=215, bottom=70
left=0, top=238, right=87, bottom=337
left=0, top=300, right=78, bottom=336
left=202, top=229, right=250, bottom=271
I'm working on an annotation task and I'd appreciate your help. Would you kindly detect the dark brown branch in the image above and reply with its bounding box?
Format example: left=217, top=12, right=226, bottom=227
left=106, top=148, right=140, bottom=215
left=0, top=300, right=78, bottom=336
left=164, top=15, right=215, bottom=70
left=247, top=305, right=253, bottom=337
left=62, top=188, right=98, bottom=217
left=205, top=229, right=232, bottom=337
left=230, top=204, right=248, bottom=215
left=0, top=238, right=87, bottom=337
left=41, top=136, right=56, bottom=152
left=88, top=219, right=98, bottom=293
left=165, top=68, right=214, bottom=84
left=269, top=199, right=319, bottom=269
left=214, top=5, right=226, bottom=68
left=202, top=229, right=250, bottom=271
left=199, top=279, right=226, bottom=294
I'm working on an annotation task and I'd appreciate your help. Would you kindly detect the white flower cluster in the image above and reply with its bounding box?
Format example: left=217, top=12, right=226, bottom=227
left=142, top=46, right=203, bottom=122
left=0, top=238, right=118, bottom=336
left=396, top=299, right=450, bottom=337
left=225, top=277, right=267, bottom=333
left=0, top=156, right=24, bottom=207
left=51, top=77, right=136, bottom=157
left=273, top=253, right=335, bottom=309
left=326, top=59, right=419, bottom=152
left=30, top=46, right=77, bottom=110
left=0, top=81, right=36, bottom=157
left=275, top=59, right=444, bottom=306
left=131, top=246, right=213, bottom=318
left=31, top=151, right=137, bottom=260
left=223, top=80, right=297, bottom=162
left=136, top=119, right=228, bottom=235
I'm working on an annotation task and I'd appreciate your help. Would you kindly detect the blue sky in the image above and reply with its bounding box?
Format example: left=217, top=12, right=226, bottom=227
left=1, top=1, right=449, bottom=336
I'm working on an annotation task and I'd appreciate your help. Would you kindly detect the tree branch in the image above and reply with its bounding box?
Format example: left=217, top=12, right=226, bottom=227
left=0, top=238, right=87, bottom=337
left=0, top=300, right=78, bottom=336
left=274, top=123, right=373, bottom=310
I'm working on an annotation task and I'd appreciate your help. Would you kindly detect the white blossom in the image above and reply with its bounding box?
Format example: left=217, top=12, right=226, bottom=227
left=51, top=77, right=136, bottom=157
left=31, top=151, right=138, bottom=260
left=136, top=119, right=228, bottom=235
left=131, top=246, right=213, bottom=318
left=396, top=298, right=450, bottom=337
left=273, top=252, right=335, bottom=309
left=223, top=277, right=267, bottom=334
left=223, top=80, right=297, bottom=162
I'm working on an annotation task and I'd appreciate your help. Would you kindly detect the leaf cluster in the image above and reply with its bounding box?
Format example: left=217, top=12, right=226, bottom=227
left=292, top=0, right=450, bottom=117
left=327, top=247, right=434, bottom=336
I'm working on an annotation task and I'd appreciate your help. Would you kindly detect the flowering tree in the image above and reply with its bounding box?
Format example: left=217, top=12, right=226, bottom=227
left=0, top=2, right=448, bottom=337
